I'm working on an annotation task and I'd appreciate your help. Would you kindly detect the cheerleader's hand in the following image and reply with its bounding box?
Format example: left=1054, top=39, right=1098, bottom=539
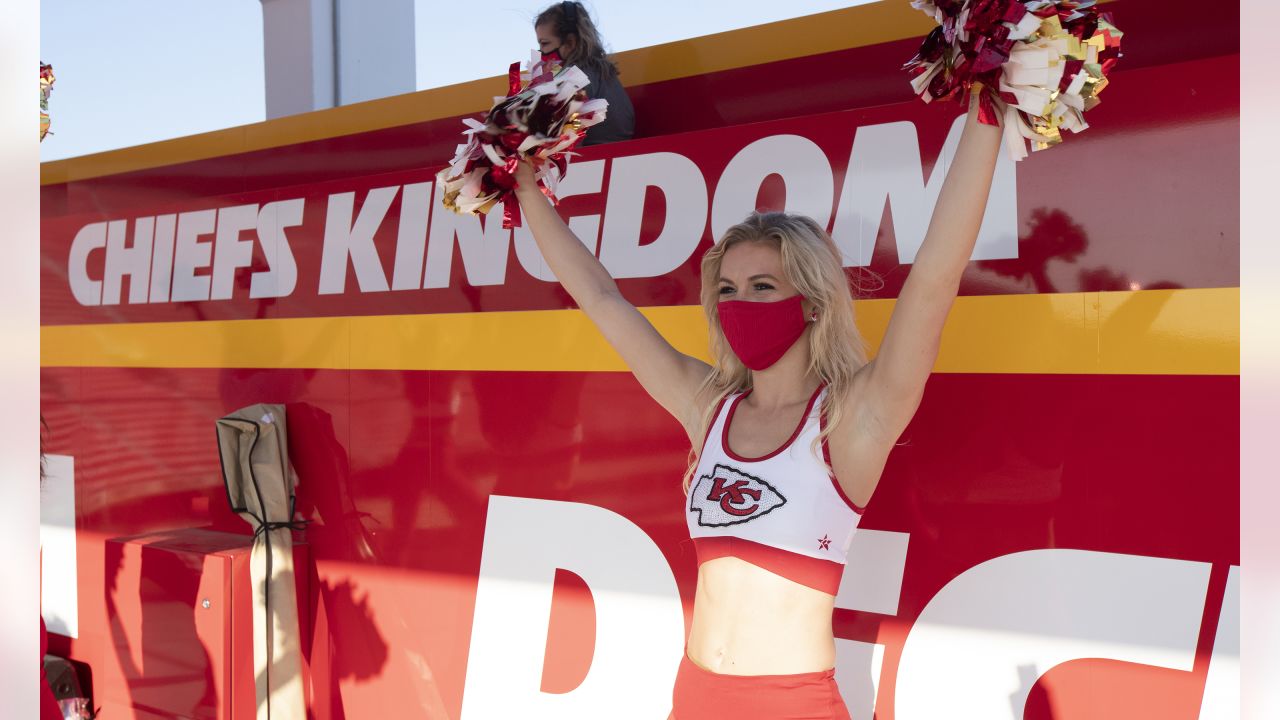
left=513, top=158, right=539, bottom=197
left=514, top=157, right=535, bottom=184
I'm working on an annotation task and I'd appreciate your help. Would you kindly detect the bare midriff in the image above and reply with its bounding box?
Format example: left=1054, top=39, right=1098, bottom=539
left=685, top=555, right=838, bottom=675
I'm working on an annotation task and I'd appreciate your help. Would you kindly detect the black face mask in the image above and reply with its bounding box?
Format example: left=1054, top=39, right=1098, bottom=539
left=541, top=47, right=563, bottom=64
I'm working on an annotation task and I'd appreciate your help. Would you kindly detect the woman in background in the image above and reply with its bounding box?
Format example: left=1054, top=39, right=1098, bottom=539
left=534, top=1, right=635, bottom=145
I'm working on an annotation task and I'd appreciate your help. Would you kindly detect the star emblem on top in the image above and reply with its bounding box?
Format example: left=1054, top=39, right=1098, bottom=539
left=818, top=534, right=832, bottom=551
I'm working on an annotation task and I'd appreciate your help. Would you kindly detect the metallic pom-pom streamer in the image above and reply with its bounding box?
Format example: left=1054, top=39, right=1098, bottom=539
left=437, top=52, right=608, bottom=228
left=41, top=62, right=55, bottom=142
left=904, top=0, right=1123, bottom=160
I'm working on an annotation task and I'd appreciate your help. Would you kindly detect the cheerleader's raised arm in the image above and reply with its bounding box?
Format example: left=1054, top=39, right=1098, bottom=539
left=512, top=161, right=713, bottom=438
left=835, top=2, right=1127, bottom=504
left=828, top=96, right=1003, bottom=508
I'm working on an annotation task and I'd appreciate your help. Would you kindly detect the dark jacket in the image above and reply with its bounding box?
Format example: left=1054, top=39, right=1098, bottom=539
left=579, top=63, right=635, bottom=146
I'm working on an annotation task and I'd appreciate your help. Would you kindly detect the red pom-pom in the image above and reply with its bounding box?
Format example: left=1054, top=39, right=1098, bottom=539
left=904, top=0, right=1124, bottom=160
left=437, top=52, right=608, bottom=228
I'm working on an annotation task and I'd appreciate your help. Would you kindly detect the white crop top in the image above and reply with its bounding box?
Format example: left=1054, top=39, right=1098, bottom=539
left=685, top=384, right=864, bottom=595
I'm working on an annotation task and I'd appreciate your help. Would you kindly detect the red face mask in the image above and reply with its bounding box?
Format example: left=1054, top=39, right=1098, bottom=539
left=717, top=294, right=808, bottom=371
left=541, top=48, right=563, bottom=64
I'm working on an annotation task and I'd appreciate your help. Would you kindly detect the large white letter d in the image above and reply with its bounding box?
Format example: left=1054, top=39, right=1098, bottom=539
left=460, top=496, right=685, bottom=720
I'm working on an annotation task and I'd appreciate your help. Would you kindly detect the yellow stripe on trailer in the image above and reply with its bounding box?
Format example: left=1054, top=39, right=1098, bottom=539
left=41, top=288, right=1239, bottom=375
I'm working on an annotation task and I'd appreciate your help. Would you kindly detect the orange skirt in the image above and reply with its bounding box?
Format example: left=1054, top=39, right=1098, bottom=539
left=669, top=652, right=852, bottom=720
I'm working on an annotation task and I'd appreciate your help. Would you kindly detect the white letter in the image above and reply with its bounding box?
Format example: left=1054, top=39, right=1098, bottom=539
left=710, top=134, right=835, bottom=240
left=598, top=152, right=708, bottom=279
left=250, top=199, right=304, bottom=299
left=460, top=496, right=685, bottom=720
left=319, top=187, right=396, bottom=294
left=171, top=209, right=217, bottom=303
left=425, top=183, right=513, bottom=288
left=836, top=529, right=910, bottom=615
left=836, top=640, right=885, bottom=720
left=1198, top=566, right=1239, bottom=719
left=211, top=204, right=260, bottom=301
left=896, top=549, right=1211, bottom=720
left=150, top=214, right=176, bottom=303
left=68, top=221, right=107, bottom=306
left=833, top=529, right=911, bottom=720
left=515, top=160, right=605, bottom=282
left=831, top=116, right=1017, bottom=266
left=391, top=182, right=433, bottom=291
left=102, top=217, right=153, bottom=305
left=40, top=455, right=78, bottom=638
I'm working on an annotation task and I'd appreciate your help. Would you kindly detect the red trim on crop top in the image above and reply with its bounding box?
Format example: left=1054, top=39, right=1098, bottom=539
left=699, top=394, right=730, bottom=455
left=721, top=383, right=826, bottom=463
left=693, top=536, right=845, bottom=596
left=820, top=407, right=866, bottom=515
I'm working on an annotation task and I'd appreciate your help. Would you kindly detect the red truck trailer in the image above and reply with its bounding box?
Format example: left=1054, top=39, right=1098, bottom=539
left=39, top=1, right=1239, bottom=717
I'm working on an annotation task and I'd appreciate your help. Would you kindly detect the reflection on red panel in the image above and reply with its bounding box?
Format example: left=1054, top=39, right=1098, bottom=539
left=98, top=529, right=313, bottom=720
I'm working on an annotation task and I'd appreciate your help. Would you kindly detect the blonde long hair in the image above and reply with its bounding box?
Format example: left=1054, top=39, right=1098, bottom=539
left=683, top=212, right=869, bottom=493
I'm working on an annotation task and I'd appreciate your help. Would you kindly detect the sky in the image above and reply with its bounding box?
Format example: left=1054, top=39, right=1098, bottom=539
left=39, top=0, right=875, bottom=162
